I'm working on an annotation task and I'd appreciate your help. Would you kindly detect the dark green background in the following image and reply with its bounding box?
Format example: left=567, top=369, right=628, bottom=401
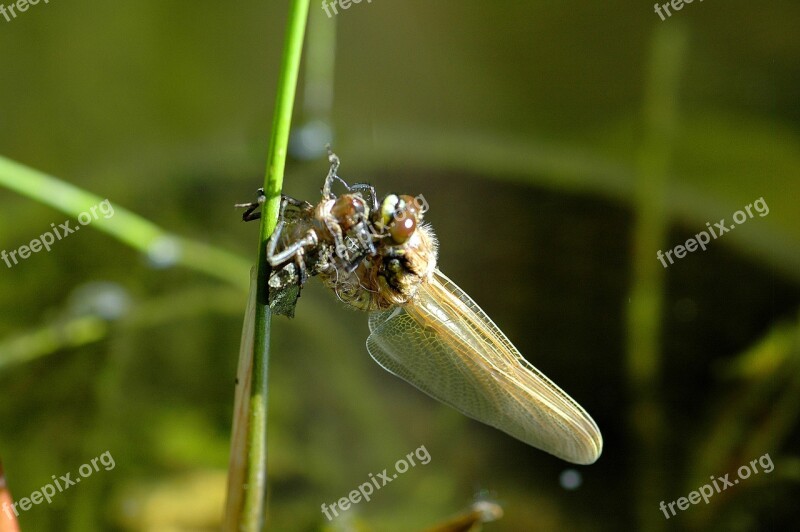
left=0, top=1, right=798, bottom=530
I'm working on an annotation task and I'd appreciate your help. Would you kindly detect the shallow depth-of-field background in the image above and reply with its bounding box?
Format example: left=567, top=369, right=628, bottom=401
left=1, top=2, right=799, bottom=530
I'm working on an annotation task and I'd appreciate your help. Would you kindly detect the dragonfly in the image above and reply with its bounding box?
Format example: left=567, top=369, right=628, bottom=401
left=235, top=149, right=602, bottom=465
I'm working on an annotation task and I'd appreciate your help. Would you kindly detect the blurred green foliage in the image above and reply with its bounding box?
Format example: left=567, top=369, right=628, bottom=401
left=0, top=1, right=798, bottom=531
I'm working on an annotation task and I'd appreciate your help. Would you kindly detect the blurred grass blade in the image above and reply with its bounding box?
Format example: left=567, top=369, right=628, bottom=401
left=0, top=316, right=107, bottom=371
left=626, top=23, right=688, bottom=532
left=691, top=313, right=800, bottom=479
left=0, top=155, right=250, bottom=291
left=686, top=314, right=800, bottom=528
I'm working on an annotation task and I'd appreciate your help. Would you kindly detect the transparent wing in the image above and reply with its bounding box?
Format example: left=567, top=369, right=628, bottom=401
left=366, top=269, right=602, bottom=464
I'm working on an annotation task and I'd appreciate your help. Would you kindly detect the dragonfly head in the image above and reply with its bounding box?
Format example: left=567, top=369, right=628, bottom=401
left=377, top=194, right=428, bottom=245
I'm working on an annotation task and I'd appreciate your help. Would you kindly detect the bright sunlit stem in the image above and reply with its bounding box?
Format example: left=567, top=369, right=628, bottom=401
left=242, top=0, right=311, bottom=529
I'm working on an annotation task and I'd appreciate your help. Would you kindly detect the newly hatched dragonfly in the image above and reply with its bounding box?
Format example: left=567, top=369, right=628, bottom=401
left=236, top=150, right=602, bottom=464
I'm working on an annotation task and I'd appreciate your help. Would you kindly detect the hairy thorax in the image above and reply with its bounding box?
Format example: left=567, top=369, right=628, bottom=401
left=321, top=223, right=438, bottom=311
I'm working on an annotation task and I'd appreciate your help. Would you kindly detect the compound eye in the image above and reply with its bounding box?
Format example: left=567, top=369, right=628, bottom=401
left=389, top=215, right=416, bottom=244
left=397, top=195, right=419, bottom=218
left=379, top=194, right=400, bottom=226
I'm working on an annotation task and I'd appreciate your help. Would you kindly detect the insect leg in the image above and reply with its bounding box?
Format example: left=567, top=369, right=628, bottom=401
left=265, top=218, right=287, bottom=263
left=322, top=146, right=341, bottom=199
left=350, top=222, right=376, bottom=256
left=268, top=230, right=318, bottom=267
left=234, top=188, right=266, bottom=222
left=237, top=189, right=312, bottom=223
left=265, top=194, right=296, bottom=263
left=321, top=147, right=374, bottom=209
left=267, top=195, right=319, bottom=268
left=348, top=183, right=378, bottom=213
left=294, top=252, right=309, bottom=286
left=321, top=216, right=348, bottom=260
left=267, top=226, right=317, bottom=291
left=281, top=195, right=313, bottom=213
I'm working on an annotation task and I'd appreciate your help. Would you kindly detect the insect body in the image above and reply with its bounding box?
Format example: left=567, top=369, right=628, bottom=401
left=236, top=151, right=602, bottom=464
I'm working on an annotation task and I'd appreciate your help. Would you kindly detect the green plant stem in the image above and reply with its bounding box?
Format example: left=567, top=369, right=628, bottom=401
left=241, top=0, right=310, bottom=528
left=0, top=156, right=251, bottom=291
left=627, top=24, right=687, bottom=532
